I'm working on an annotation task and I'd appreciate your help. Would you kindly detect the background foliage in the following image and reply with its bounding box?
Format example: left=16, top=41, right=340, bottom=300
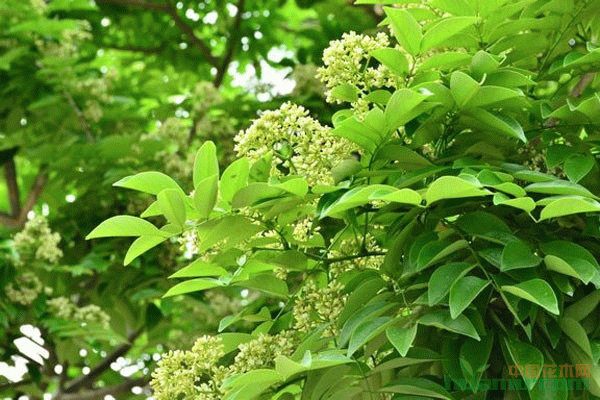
left=3, top=0, right=600, bottom=399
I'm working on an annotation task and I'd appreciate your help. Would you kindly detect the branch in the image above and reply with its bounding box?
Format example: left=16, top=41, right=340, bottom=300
left=4, top=158, right=20, bottom=216
left=63, top=91, right=94, bottom=143
left=54, top=377, right=150, bottom=400
left=0, top=379, right=33, bottom=391
left=95, top=0, right=218, bottom=67
left=62, top=329, right=142, bottom=394
left=543, top=72, right=596, bottom=129
left=0, top=168, right=48, bottom=229
left=213, top=0, right=246, bottom=88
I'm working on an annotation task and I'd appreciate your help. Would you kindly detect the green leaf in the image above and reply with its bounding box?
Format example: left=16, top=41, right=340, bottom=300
left=564, top=154, right=595, bottom=182
left=348, top=316, right=394, bottom=356
left=384, top=7, right=422, bottom=55
left=429, top=262, right=473, bottom=306
left=501, top=279, right=559, bottom=314
left=425, top=176, right=490, bottom=204
left=387, top=324, right=417, bottom=357
left=371, top=48, right=409, bottom=75
left=375, top=143, right=432, bottom=170
left=420, top=52, right=472, bottom=71
left=331, top=84, right=359, bottom=102
left=525, top=181, right=596, bottom=198
left=331, top=113, right=381, bottom=153
left=465, top=86, right=524, bottom=109
left=113, top=172, right=181, bottom=195
left=380, top=377, right=453, bottom=399
left=169, top=260, right=228, bottom=278
left=322, top=185, right=421, bottom=217
left=419, top=309, right=480, bottom=340
left=450, top=71, right=479, bottom=108
left=269, top=178, right=308, bottom=197
left=162, top=278, right=222, bottom=297
left=385, top=89, right=430, bottom=131
left=236, top=274, right=288, bottom=298
left=546, top=145, right=576, bottom=168
left=541, top=241, right=598, bottom=284
left=459, top=335, right=494, bottom=391
left=559, top=317, right=593, bottom=358
left=503, top=336, right=544, bottom=390
left=124, top=236, right=167, bottom=266
left=157, top=188, right=187, bottom=227
left=193, top=141, right=219, bottom=188
left=86, top=216, right=165, bottom=239
left=501, top=240, right=542, bottom=271
left=539, top=197, right=600, bottom=220
left=421, top=16, right=478, bottom=52
left=220, top=158, right=249, bottom=204
left=418, top=240, right=469, bottom=270
left=494, top=196, right=536, bottom=213
left=194, top=174, right=219, bottom=219
left=449, top=276, right=489, bottom=318
left=462, top=109, right=526, bottom=142
left=565, top=290, right=600, bottom=321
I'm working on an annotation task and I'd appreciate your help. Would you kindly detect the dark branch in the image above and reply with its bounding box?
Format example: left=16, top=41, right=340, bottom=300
left=0, top=379, right=33, bottom=391
left=0, top=168, right=48, bottom=228
left=54, top=377, right=150, bottom=400
left=63, top=91, right=94, bottom=143
left=213, top=0, right=246, bottom=88
left=62, top=329, right=142, bottom=394
left=95, top=0, right=218, bottom=67
left=4, top=158, right=20, bottom=216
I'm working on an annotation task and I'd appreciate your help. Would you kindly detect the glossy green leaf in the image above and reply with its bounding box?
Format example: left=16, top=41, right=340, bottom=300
left=525, top=181, right=596, bottom=198
left=539, top=197, right=600, bottom=220
left=385, top=88, right=429, bottom=131
left=169, top=259, right=228, bottom=278
left=193, top=141, right=219, bottom=188
left=384, top=7, right=422, bottom=55
left=86, top=216, right=165, bottom=239
left=559, top=317, right=593, bottom=358
left=425, top=176, right=490, bottom=204
left=322, top=185, right=421, bottom=217
left=380, top=377, right=453, bottom=399
left=503, top=336, right=544, bottom=390
left=449, top=276, right=489, bottom=318
left=420, top=52, right=472, bottom=71
left=157, top=188, right=187, bottom=227
left=564, top=290, right=600, bottom=321
left=462, top=109, right=526, bottom=142
left=371, top=48, right=409, bottom=75
left=564, top=154, right=595, bottom=182
left=421, top=16, right=478, bottom=52
left=348, top=316, right=394, bottom=356
left=450, top=71, right=479, bottom=108
left=429, top=262, right=473, bottom=306
left=113, top=171, right=181, bottom=195
left=501, top=240, right=542, bottom=271
left=331, top=83, right=358, bottom=102
left=418, top=240, right=469, bottom=270
left=162, top=278, right=222, bottom=297
left=194, top=174, right=219, bottom=219
left=419, top=309, right=480, bottom=340
left=386, top=324, right=417, bottom=357
left=124, top=235, right=167, bottom=266
left=220, top=158, right=249, bottom=204
left=501, top=279, right=559, bottom=314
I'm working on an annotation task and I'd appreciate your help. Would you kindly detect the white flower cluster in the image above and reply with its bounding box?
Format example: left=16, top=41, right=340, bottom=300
left=13, top=216, right=63, bottom=266
left=5, top=272, right=43, bottom=305
left=47, top=297, right=110, bottom=329
left=234, top=102, right=357, bottom=186
left=151, top=333, right=294, bottom=399
left=293, top=279, right=347, bottom=336
left=292, top=216, right=320, bottom=244
left=317, top=31, right=397, bottom=106
left=329, top=234, right=385, bottom=277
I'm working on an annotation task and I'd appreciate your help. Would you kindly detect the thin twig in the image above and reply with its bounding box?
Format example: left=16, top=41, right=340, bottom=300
left=54, top=377, right=149, bottom=400
left=61, top=329, right=142, bottom=394
left=95, top=0, right=218, bottom=66
left=213, top=0, right=246, bottom=87
left=63, top=91, right=94, bottom=143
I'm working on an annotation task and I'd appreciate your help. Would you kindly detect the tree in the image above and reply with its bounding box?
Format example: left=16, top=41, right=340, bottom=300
left=91, top=0, right=600, bottom=399
left=0, top=0, right=379, bottom=398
